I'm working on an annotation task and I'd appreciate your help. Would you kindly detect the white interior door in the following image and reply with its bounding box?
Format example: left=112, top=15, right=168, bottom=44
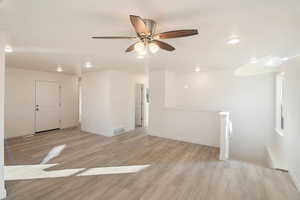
left=135, top=84, right=144, bottom=127
left=35, top=81, right=61, bottom=132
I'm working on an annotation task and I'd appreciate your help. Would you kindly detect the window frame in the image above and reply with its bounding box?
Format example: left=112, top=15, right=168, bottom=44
left=275, top=72, right=286, bottom=136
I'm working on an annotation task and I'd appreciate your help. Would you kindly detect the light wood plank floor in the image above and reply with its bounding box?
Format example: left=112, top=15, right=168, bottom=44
left=4, top=128, right=300, bottom=200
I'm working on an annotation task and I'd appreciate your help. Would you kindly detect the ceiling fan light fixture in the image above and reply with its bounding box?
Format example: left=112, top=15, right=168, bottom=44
left=195, top=67, right=201, bottom=72
left=138, top=49, right=147, bottom=56
left=92, top=15, right=198, bottom=53
left=5, top=45, right=13, bottom=53
left=134, top=42, right=145, bottom=53
left=250, top=57, right=258, bottom=64
left=85, top=62, right=93, bottom=68
left=227, top=36, right=240, bottom=45
left=56, top=66, right=63, bottom=72
left=263, top=56, right=283, bottom=68
left=137, top=55, right=144, bottom=59
left=149, top=42, right=159, bottom=54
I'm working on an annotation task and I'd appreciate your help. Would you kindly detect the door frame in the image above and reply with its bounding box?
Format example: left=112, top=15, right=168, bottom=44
left=34, top=80, right=62, bottom=133
left=135, top=83, right=145, bottom=128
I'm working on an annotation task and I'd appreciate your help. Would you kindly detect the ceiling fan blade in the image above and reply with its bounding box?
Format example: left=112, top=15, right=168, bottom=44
left=125, top=42, right=138, bottom=52
left=129, top=15, right=150, bottom=36
left=92, top=36, right=136, bottom=39
left=155, top=29, right=198, bottom=39
left=152, top=40, right=175, bottom=51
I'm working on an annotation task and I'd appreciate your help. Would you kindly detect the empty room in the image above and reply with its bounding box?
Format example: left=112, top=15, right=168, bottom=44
left=0, top=0, right=300, bottom=199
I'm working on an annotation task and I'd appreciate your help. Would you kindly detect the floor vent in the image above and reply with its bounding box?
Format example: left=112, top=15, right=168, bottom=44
left=274, top=168, right=289, bottom=173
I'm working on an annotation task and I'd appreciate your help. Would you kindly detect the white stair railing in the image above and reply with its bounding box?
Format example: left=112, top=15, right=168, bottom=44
left=219, top=112, right=232, bottom=161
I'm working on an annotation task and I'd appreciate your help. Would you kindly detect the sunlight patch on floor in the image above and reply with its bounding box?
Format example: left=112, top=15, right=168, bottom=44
left=41, top=144, right=66, bottom=164
left=5, top=164, right=83, bottom=180
left=4, top=164, right=151, bottom=181
left=78, top=165, right=150, bottom=176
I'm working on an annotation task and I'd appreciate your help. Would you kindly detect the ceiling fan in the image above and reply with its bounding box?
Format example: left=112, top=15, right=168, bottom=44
left=92, top=15, right=198, bottom=54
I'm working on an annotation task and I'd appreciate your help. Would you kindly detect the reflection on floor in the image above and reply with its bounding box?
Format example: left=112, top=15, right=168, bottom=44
left=5, top=128, right=300, bottom=200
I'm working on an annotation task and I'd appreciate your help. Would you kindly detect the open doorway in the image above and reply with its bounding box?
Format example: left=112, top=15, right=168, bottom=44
left=135, top=84, right=145, bottom=128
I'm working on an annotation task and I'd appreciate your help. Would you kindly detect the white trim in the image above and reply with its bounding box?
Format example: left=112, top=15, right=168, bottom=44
left=290, top=171, right=300, bottom=192
left=0, top=33, right=6, bottom=200
left=275, top=73, right=286, bottom=136
left=0, top=188, right=6, bottom=199
left=148, top=129, right=219, bottom=148
left=219, top=112, right=231, bottom=161
left=266, top=147, right=275, bottom=168
left=265, top=146, right=289, bottom=170
left=274, top=128, right=284, bottom=137
left=81, top=128, right=113, bottom=137
left=34, top=80, right=62, bottom=132
left=163, top=106, right=220, bottom=113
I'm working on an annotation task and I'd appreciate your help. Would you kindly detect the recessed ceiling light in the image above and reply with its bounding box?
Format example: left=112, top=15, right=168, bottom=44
left=250, top=57, right=258, bottom=64
left=265, top=60, right=274, bottom=66
left=184, top=84, right=189, bottom=89
left=56, top=66, right=63, bottom=72
left=227, top=37, right=240, bottom=45
left=281, top=57, right=289, bottom=61
left=263, top=56, right=282, bottom=67
left=280, top=72, right=285, bottom=76
left=195, top=67, right=201, bottom=72
left=137, top=55, right=144, bottom=59
left=5, top=45, right=13, bottom=53
left=85, top=62, right=93, bottom=68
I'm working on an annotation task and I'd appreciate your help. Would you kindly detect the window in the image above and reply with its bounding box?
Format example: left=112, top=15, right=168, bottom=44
left=275, top=72, right=285, bottom=135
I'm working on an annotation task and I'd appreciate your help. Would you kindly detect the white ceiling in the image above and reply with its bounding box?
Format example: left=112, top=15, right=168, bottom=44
left=1, top=0, right=300, bottom=75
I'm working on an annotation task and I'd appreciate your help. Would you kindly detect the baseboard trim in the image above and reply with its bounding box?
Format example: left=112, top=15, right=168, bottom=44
left=265, top=147, right=275, bottom=168
left=290, top=171, right=300, bottom=192
left=148, top=129, right=219, bottom=148
left=81, top=128, right=114, bottom=137
left=61, top=126, right=79, bottom=130
left=265, top=146, right=289, bottom=171
left=5, top=126, right=79, bottom=140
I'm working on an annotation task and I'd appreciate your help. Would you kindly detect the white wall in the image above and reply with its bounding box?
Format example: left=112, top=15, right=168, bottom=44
left=5, top=68, right=79, bottom=138
left=81, top=70, right=141, bottom=136
left=149, top=69, right=274, bottom=165
left=81, top=71, right=111, bottom=136
left=149, top=70, right=220, bottom=147
left=285, top=62, right=300, bottom=191
left=0, top=33, right=6, bottom=199
left=268, top=59, right=300, bottom=190
left=110, top=71, right=135, bottom=131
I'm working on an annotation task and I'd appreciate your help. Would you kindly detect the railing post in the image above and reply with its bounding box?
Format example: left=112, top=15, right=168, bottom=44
left=219, top=112, right=230, bottom=161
